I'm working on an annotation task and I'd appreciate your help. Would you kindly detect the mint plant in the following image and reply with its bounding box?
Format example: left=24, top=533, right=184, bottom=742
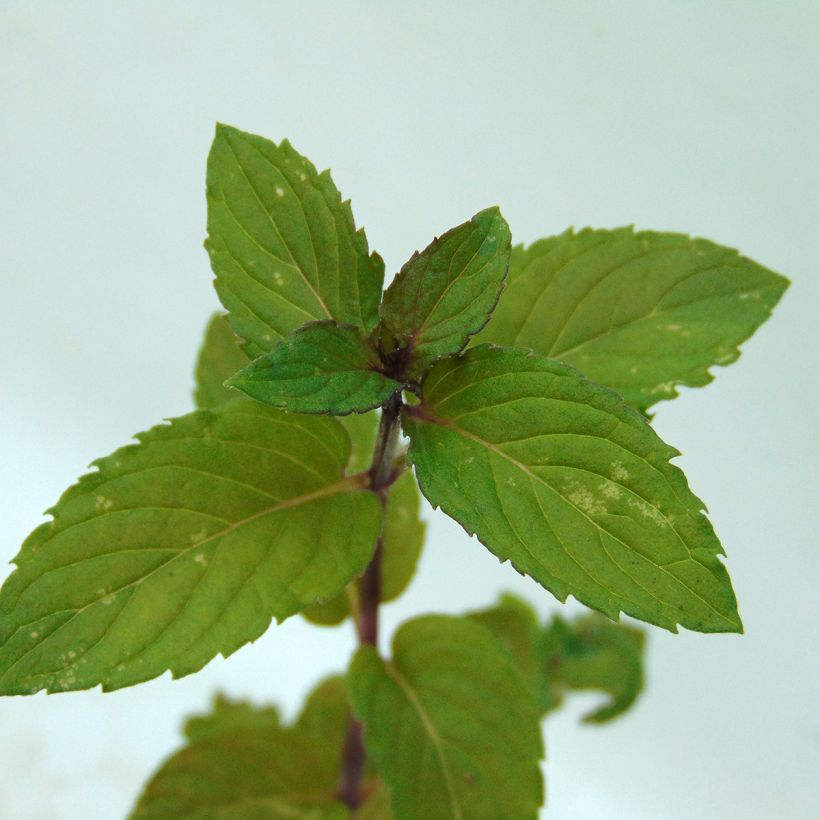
left=0, top=123, right=787, bottom=818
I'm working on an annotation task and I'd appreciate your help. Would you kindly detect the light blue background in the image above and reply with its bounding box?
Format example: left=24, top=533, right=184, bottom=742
left=1, top=2, right=818, bottom=818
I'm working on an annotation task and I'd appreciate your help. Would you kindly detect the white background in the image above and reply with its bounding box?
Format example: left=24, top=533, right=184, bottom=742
left=1, top=2, right=818, bottom=818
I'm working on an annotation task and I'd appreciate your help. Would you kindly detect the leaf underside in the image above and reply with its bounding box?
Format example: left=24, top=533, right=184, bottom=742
left=348, top=615, right=544, bottom=820
left=194, top=313, right=251, bottom=409
left=380, top=207, right=512, bottom=378
left=0, top=401, right=381, bottom=694
left=228, top=321, right=402, bottom=415
left=206, top=123, right=384, bottom=357
left=476, top=227, right=788, bottom=411
left=405, top=346, right=741, bottom=634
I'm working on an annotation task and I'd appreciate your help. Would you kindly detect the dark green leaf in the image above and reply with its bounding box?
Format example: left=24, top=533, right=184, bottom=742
left=475, top=227, right=788, bottom=411
left=0, top=401, right=381, bottom=694
left=404, top=346, right=741, bottom=634
left=206, top=123, right=384, bottom=357
left=348, top=615, right=544, bottom=819
left=540, top=613, right=645, bottom=723
left=380, top=208, right=511, bottom=378
left=303, top=470, right=426, bottom=626
left=194, top=313, right=250, bottom=409
left=227, top=322, right=402, bottom=415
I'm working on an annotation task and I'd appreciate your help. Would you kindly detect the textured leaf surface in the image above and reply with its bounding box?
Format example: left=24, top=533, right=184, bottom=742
left=404, top=346, right=741, bottom=633
left=0, top=401, right=381, bottom=694
left=476, top=228, right=788, bottom=411
left=132, top=694, right=348, bottom=819
left=380, top=208, right=511, bottom=378
left=348, top=615, right=544, bottom=820
left=541, top=613, right=645, bottom=723
left=194, top=313, right=250, bottom=409
left=228, top=322, right=401, bottom=415
left=303, top=470, right=426, bottom=626
left=206, top=124, right=384, bottom=357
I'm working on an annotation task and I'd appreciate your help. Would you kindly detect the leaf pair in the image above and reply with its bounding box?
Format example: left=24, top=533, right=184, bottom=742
left=224, top=203, right=513, bottom=417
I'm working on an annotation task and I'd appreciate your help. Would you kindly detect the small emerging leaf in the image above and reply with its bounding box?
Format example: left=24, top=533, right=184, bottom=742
left=227, top=322, right=402, bottom=415
left=404, top=346, right=742, bottom=634
left=0, top=401, right=381, bottom=694
left=476, top=227, right=788, bottom=411
left=348, top=615, right=544, bottom=820
left=541, top=613, right=645, bottom=723
left=380, top=207, right=511, bottom=378
left=206, top=123, right=384, bottom=357
left=470, top=594, right=646, bottom=723
left=194, top=313, right=250, bottom=409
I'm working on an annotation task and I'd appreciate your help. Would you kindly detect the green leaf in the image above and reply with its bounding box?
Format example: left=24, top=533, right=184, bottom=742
left=348, top=615, right=544, bottom=820
left=469, top=595, right=646, bottom=723
left=0, top=400, right=382, bottom=694
left=303, top=470, right=426, bottom=626
left=540, top=613, right=645, bottom=723
left=227, top=322, right=402, bottom=415
left=475, top=228, right=788, bottom=411
left=467, top=593, right=546, bottom=710
left=340, top=410, right=379, bottom=474
left=184, top=694, right=281, bottom=743
left=294, top=674, right=349, bottom=757
left=404, top=345, right=741, bottom=634
left=194, top=313, right=251, bottom=409
left=206, top=123, right=384, bottom=357
left=356, top=784, right=394, bottom=820
left=132, top=695, right=348, bottom=819
left=380, top=207, right=511, bottom=378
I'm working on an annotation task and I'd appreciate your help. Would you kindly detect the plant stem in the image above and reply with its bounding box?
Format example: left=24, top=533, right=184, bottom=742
left=337, top=393, right=403, bottom=809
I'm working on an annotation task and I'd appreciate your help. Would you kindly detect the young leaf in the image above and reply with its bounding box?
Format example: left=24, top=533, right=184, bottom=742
left=540, top=613, right=645, bottom=723
left=194, top=313, right=250, bottom=409
left=404, top=346, right=742, bottom=634
left=348, top=615, right=544, bottom=820
left=380, top=207, right=511, bottom=378
left=227, top=322, right=402, bottom=415
left=475, top=228, right=788, bottom=411
left=206, top=123, right=384, bottom=357
left=132, top=694, right=349, bottom=819
left=303, top=470, right=426, bottom=626
left=192, top=314, right=374, bottom=473
left=0, top=401, right=381, bottom=694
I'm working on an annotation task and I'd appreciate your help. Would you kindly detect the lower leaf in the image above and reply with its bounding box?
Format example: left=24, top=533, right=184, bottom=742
left=0, top=400, right=381, bottom=694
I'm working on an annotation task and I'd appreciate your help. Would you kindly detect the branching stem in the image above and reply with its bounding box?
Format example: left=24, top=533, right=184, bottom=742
left=337, top=392, right=403, bottom=809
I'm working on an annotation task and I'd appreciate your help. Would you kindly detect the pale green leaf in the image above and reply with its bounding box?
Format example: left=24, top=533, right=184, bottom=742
left=303, top=470, right=426, bottom=626
left=184, top=694, right=281, bottom=743
left=348, top=615, right=544, bottom=820
left=475, top=227, right=788, bottom=411
left=356, top=783, right=394, bottom=819
left=540, top=613, right=645, bottom=723
left=467, top=593, right=546, bottom=710
left=294, top=675, right=349, bottom=756
left=404, top=346, right=741, bottom=633
left=206, top=123, right=384, bottom=357
left=194, top=313, right=250, bottom=409
left=0, top=400, right=381, bottom=694
left=132, top=697, right=348, bottom=819
left=380, top=208, right=511, bottom=378
left=227, top=322, right=401, bottom=415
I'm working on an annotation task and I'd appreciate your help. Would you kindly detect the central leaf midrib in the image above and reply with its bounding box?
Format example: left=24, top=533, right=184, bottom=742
left=384, top=659, right=464, bottom=820
left=0, top=475, right=366, bottom=686
left=416, top=412, right=734, bottom=627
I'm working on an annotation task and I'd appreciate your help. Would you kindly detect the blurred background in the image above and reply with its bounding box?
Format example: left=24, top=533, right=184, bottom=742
left=1, top=2, right=818, bottom=818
